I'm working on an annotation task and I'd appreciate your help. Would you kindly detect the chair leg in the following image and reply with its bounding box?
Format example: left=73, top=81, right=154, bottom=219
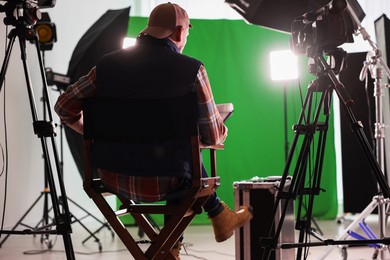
left=144, top=197, right=206, bottom=259
left=145, top=218, right=191, bottom=260
left=131, top=213, right=159, bottom=243
left=121, top=199, right=160, bottom=241
left=87, top=191, right=210, bottom=259
left=136, top=214, right=161, bottom=239
left=90, top=193, right=147, bottom=260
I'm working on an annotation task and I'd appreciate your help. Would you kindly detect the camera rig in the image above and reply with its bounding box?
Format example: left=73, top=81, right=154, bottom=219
left=290, top=0, right=354, bottom=59
left=0, top=0, right=56, bottom=27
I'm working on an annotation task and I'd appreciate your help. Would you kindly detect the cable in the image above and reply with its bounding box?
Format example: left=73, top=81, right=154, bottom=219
left=181, top=242, right=235, bottom=259
left=20, top=240, right=232, bottom=259
left=0, top=24, right=8, bottom=179
left=23, top=248, right=129, bottom=256
left=0, top=23, right=9, bottom=241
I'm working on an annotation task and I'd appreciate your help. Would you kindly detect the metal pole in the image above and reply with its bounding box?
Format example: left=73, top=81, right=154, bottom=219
left=346, top=2, right=390, bottom=258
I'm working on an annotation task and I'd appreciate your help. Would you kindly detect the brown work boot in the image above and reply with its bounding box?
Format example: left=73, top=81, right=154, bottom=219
left=170, top=241, right=182, bottom=259
left=210, top=201, right=252, bottom=242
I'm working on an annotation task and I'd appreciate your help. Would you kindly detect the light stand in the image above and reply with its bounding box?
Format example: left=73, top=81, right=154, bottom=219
left=283, top=82, right=289, bottom=161
left=319, top=2, right=390, bottom=259
left=269, top=50, right=299, bottom=161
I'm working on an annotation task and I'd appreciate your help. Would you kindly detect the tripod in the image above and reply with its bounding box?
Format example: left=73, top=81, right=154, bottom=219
left=0, top=9, right=75, bottom=260
left=260, top=51, right=390, bottom=260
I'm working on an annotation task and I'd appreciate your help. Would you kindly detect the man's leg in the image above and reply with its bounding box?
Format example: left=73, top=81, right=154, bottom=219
left=165, top=165, right=252, bottom=243
left=201, top=165, right=224, bottom=217
left=200, top=165, right=253, bottom=242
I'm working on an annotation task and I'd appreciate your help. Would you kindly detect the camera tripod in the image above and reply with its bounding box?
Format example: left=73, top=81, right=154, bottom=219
left=0, top=15, right=75, bottom=260
left=259, top=52, right=390, bottom=260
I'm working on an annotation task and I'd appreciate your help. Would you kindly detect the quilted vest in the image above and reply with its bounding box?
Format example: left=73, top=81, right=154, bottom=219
left=91, top=35, right=202, bottom=178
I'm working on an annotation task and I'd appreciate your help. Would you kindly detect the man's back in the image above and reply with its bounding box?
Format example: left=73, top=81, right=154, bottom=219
left=95, top=35, right=202, bottom=99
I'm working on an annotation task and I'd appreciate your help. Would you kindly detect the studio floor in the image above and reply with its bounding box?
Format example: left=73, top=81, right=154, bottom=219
left=0, top=213, right=390, bottom=260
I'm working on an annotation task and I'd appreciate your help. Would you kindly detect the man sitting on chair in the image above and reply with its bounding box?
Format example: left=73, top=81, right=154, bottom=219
left=55, top=2, right=252, bottom=257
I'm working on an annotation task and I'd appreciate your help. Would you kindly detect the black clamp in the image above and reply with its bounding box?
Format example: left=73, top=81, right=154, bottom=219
left=33, top=120, right=56, bottom=137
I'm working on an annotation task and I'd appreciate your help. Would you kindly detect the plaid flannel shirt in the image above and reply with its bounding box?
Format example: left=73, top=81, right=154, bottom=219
left=55, top=65, right=227, bottom=202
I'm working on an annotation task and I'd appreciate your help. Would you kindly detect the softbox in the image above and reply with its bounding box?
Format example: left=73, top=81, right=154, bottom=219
left=225, top=0, right=364, bottom=33
left=67, top=6, right=131, bottom=86
left=375, top=14, right=390, bottom=182
left=375, top=14, right=390, bottom=74
left=65, top=6, right=130, bottom=177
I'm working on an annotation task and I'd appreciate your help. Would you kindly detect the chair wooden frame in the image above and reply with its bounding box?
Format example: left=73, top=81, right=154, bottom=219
left=82, top=93, right=222, bottom=259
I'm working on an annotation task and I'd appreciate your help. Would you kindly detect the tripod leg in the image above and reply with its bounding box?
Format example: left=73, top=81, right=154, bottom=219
left=0, top=192, right=44, bottom=247
left=261, top=80, right=333, bottom=260
left=18, top=32, right=75, bottom=259
left=33, top=38, right=76, bottom=260
left=0, top=32, right=53, bottom=247
left=0, top=31, right=16, bottom=91
left=261, top=86, right=319, bottom=260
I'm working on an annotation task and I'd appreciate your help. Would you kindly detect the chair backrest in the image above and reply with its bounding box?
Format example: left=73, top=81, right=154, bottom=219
left=83, top=92, right=199, bottom=143
left=82, top=92, right=221, bottom=260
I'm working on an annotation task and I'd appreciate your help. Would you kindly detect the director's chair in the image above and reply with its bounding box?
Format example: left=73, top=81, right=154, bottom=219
left=82, top=93, right=222, bottom=259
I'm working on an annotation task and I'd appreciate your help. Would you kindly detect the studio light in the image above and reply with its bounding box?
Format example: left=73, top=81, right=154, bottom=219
left=270, top=50, right=298, bottom=81
left=34, top=12, right=57, bottom=51
left=269, top=50, right=298, bottom=163
left=123, top=37, right=136, bottom=48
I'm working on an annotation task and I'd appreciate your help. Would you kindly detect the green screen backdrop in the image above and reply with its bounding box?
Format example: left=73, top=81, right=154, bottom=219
left=120, top=17, right=338, bottom=225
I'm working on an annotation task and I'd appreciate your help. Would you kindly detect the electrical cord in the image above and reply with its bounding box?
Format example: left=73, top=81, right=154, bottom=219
left=0, top=23, right=9, bottom=242
left=183, top=242, right=235, bottom=258
left=20, top=241, right=229, bottom=259
left=23, top=248, right=129, bottom=256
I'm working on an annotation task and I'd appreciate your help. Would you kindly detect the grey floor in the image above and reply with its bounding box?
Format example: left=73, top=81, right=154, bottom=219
left=0, top=213, right=390, bottom=259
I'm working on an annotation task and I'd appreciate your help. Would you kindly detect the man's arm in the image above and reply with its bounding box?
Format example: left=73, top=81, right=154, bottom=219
left=195, top=65, right=227, bottom=145
left=54, top=67, right=98, bottom=134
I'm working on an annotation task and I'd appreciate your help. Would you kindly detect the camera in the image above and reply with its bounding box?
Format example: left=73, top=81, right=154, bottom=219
left=0, top=0, right=56, bottom=27
left=0, top=0, right=56, bottom=8
left=290, top=0, right=354, bottom=58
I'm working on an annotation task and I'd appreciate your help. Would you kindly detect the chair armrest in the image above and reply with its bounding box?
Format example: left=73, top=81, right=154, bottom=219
left=198, top=144, right=223, bottom=178
left=200, top=144, right=224, bottom=150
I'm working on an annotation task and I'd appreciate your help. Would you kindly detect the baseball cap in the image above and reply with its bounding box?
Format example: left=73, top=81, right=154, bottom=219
left=140, top=2, right=192, bottom=39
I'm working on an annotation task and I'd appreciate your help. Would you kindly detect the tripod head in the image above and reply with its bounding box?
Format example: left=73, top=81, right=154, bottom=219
left=307, top=48, right=347, bottom=78
left=290, top=0, right=355, bottom=107
left=0, top=0, right=56, bottom=28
